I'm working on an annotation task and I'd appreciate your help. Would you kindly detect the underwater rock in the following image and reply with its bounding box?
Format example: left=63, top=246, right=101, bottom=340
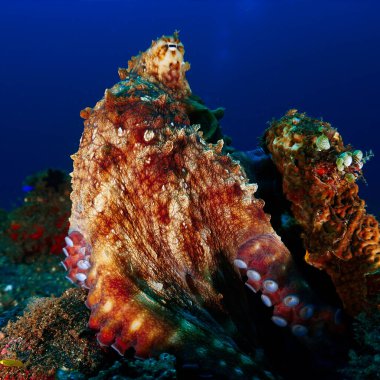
left=0, top=288, right=109, bottom=379
left=264, top=110, right=380, bottom=316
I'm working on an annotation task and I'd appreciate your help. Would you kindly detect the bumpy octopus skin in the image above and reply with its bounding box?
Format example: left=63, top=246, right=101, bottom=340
left=264, top=110, right=380, bottom=316
left=62, top=36, right=337, bottom=376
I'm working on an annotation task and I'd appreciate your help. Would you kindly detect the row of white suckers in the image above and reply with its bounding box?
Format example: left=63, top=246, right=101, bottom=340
left=233, top=258, right=338, bottom=337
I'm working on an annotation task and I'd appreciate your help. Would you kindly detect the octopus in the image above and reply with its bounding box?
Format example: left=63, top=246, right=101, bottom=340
left=264, top=111, right=380, bottom=316
left=62, top=34, right=340, bottom=378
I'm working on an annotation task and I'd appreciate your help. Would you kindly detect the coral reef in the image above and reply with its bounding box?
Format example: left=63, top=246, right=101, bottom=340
left=2, top=169, right=71, bottom=261
left=264, top=110, right=380, bottom=315
left=0, top=170, right=71, bottom=315
left=61, top=34, right=341, bottom=378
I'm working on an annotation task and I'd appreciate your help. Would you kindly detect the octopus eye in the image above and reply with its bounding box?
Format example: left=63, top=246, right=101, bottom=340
left=167, top=43, right=177, bottom=51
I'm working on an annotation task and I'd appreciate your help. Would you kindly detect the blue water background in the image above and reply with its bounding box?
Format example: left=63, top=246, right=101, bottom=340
left=1, top=0, right=379, bottom=213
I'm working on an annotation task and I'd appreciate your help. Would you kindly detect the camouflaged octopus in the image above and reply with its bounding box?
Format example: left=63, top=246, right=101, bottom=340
left=62, top=34, right=338, bottom=377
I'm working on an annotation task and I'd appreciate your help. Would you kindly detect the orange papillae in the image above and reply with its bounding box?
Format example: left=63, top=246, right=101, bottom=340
left=265, top=110, right=380, bottom=315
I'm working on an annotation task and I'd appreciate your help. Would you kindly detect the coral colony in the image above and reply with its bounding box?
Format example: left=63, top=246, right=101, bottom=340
left=0, top=34, right=379, bottom=379
left=265, top=113, right=380, bottom=316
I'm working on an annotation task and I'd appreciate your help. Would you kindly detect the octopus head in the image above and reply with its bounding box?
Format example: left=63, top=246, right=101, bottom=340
left=128, top=32, right=191, bottom=96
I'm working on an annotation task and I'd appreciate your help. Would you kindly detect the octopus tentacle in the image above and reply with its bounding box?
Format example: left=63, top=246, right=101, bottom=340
left=234, top=233, right=338, bottom=336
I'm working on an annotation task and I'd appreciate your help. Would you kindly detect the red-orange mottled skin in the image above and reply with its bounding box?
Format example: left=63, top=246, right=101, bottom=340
left=264, top=110, right=380, bottom=316
left=62, top=36, right=336, bottom=378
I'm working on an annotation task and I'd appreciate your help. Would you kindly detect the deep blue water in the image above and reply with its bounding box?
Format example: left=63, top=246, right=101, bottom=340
left=1, top=0, right=379, bottom=213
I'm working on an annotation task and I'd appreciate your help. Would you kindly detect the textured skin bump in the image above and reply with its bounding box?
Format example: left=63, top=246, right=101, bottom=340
left=264, top=110, right=380, bottom=315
